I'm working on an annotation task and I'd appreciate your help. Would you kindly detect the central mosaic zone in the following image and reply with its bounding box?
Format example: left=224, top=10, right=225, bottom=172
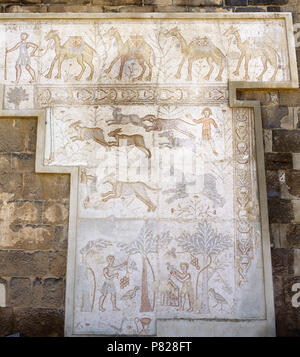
left=44, top=99, right=262, bottom=336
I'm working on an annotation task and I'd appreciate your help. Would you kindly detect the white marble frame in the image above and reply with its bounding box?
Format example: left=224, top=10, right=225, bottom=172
left=0, top=12, right=298, bottom=337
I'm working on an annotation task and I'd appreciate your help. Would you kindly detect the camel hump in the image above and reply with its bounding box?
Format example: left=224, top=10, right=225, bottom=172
left=129, top=35, right=145, bottom=48
left=67, top=36, right=84, bottom=53
left=193, top=36, right=212, bottom=49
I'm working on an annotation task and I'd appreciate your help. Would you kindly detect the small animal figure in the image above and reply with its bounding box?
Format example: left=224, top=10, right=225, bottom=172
left=69, top=121, right=116, bottom=148
left=108, top=128, right=151, bottom=158
left=106, top=107, right=147, bottom=127
left=142, top=115, right=196, bottom=139
left=121, top=286, right=140, bottom=301
left=101, top=180, right=160, bottom=212
left=209, top=288, right=228, bottom=312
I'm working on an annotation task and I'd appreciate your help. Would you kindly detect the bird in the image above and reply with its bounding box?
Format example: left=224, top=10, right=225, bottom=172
left=121, top=286, right=140, bottom=301
left=209, top=288, right=228, bottom=312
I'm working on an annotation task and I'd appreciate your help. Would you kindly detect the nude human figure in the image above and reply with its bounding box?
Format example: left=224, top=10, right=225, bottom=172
left=186, top=107, right=220, bottom=156
left=6, top=32, right=38, bottom=83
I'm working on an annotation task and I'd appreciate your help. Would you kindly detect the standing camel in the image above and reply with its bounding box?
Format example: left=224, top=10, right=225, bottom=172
left=44, top=30, right=95, bottom=81
left=165, top=27, right=225, bottom=81
left=224, top=25, right=278, bottom=81
left=104, top=27, right=155, bottom=81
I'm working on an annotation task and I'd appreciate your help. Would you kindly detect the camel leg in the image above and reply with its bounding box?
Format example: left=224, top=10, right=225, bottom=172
left=257, top=56, right=268, bottom=81
left=233, top=54, right=244, bottom=77
left=244, top=55, right=251, bottom=80
left=84, top=56, right=94, bottom=81
left=75, top=55, right=86, bottom=81
left=135, top=59, right=146, bottom=81
left=55, top=56, right=64, bottom=79
left=186, top=58, right=194, bottom=81
left=145, top=60, right=153, bottom=81
left=105, top=56, right=120, bottom=74
left=215, top=57, right=224, bottom=81
left=175, top=56, right=185, bottom=79
left=117, top=57, right=125, bottom=80
left=45, top=55, right=59, bottom=79
left=204, top=57, right=214, bottom=81
left=269, top=53, right=278, bottom=81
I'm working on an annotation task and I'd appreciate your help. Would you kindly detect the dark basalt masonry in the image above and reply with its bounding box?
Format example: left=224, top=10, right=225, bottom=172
left=0, top=0, right=299, bottom=337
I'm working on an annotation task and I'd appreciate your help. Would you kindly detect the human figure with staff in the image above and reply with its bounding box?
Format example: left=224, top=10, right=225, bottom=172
left=5, top=32, right=38, bottom=83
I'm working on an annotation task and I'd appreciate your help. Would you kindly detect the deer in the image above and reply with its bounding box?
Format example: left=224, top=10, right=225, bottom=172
left=69, top=121, right=117, bottom=148
left=106, top=107, right=147, bottom=128
left=107, top=128, right=151, bottom=158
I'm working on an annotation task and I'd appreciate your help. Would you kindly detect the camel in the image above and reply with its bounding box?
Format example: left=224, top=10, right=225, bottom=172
left=104, top=27, right=155, bottom=81
left=165, top=27, right=225, bottom=81
left=224, top=25, right=278, bottom=81
left=44, top=30, right=95, bottom=81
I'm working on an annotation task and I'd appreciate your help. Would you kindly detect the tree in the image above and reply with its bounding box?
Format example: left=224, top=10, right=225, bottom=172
left=176, top=221, right=232, bottom=313
left=118, top=224, right=170, bottom=312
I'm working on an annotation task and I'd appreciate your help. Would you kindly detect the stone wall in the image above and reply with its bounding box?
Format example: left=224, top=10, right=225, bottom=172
left=0, top=0, right=299, bottom=337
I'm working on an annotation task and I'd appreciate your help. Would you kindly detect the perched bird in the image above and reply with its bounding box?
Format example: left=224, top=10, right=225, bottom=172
left=121, top=286, right=140, bottom=301
left=209, top=288, right=228, bottom=312
left=165, top=247, right=177, bottom=259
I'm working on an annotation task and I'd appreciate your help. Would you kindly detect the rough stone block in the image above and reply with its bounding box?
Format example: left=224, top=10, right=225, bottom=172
left=248, top=0, right=288, bottom=4
left=43, top=201, right=69, bottom=225
left=225, top=0, right=248, bottom=5
left=0, top=173, right=23, bottom=199
left=235, top=7, right=266, bottom=11
left=0, top=154, right=11, bottom=172
left=266, top=170, right=280, bottom=198
left=270, top=223, right=288, bottom=248
left=175, top=0, right=222, bottom=5
left=8, top=277, right=32, bottom=307
left=14, top=308, right=64, bottom=337
left=271, top=248, right=294, bottom=275
left=0, top=250, right=50, bottom=277
left=32, top=278, right=64, bottom=308
left=11, top=153, right=35, bottom=173
left=48, top=251, right=67, bottom=278
left=93, top=0, right=142, bottom=5
left=268, top=198, right=294, bottom=223
left=286, top=224, right=300, bottom=248
left=285, top=170, right=300, bottom=198
left=261, top=106, right=288, bottom=129
left=264, top=153, right=293, bottom=170
left=0, top=307, right=16, bottom=337
left=272, top=130, right=300, bottom=153
left=22, top=174, right=70, bottom=200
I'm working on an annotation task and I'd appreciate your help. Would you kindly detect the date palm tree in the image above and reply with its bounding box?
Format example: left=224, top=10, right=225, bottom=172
left=118, top=224, right=170, bottom=312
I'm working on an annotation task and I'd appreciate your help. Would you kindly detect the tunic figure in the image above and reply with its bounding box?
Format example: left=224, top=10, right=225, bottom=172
left=170, top=262, right=194, bottom=312
left=99, top=255, right=127, bottom=312
left=187, top=107, right=219, bottom=156
left=6, top=33, right=38, bottom=83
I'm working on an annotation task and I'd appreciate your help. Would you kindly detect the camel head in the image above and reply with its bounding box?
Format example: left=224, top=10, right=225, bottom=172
left=45, top=29, right=59, bottom=41
left=104, top=27, right=118, bottom=38
left=224, top=25, right=238, bottom=37
left=108, top=128, right=122, bottom=137
left=165, top=26, right=180, bottom=38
